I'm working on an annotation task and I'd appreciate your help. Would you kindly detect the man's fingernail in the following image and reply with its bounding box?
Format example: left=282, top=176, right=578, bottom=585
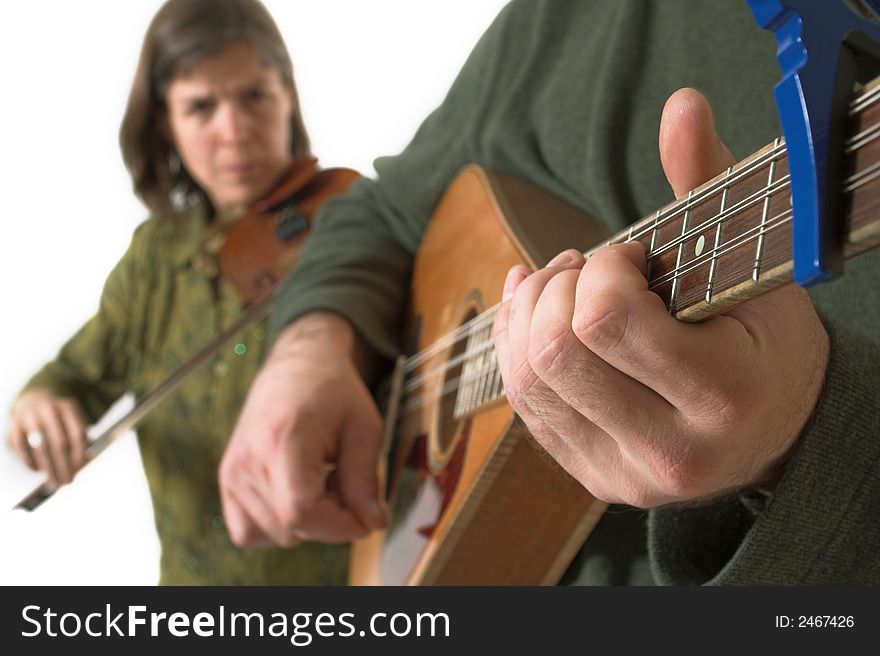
left=546, top=249, right=583, bottom=267
left=503, top=266, right=528, bottom=302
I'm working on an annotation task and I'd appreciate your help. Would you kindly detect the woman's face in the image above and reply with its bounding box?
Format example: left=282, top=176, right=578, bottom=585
left=165, top=40, right=295, bottom=211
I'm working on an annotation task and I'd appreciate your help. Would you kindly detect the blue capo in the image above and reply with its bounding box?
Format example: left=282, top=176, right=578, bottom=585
left=746, top=0, right=880, bottom=285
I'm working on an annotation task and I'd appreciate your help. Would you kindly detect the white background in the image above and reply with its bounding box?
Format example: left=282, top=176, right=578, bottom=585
left=0, top=0, right=509, bottom=585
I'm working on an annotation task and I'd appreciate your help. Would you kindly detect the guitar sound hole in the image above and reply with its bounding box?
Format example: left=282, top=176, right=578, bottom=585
left=431, top=308, right=477, bottom=470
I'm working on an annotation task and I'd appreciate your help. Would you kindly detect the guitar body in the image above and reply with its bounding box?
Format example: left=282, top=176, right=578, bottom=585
left=350, top=165, right=610, bottom=585
left=346, top=9, right=880, bottom=580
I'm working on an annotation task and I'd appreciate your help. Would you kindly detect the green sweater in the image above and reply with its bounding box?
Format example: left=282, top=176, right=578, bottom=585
left=270, top=0, right=880, bottom=585
left=24, top=207, right=348, bottom=585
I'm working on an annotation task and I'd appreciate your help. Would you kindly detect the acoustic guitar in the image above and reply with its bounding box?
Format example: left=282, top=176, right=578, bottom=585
left=348, top=75, right=880, bottom=585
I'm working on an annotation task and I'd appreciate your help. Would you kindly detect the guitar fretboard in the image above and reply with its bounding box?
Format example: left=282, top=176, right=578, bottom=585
left=403, top=80, right=880, bottom=422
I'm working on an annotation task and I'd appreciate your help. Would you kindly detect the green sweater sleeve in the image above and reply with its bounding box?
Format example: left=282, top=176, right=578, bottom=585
left=20, top=226, right=146, bottom=423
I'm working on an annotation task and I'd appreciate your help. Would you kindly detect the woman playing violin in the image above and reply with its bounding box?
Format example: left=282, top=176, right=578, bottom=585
left=6, top=0, right=351, bottom=585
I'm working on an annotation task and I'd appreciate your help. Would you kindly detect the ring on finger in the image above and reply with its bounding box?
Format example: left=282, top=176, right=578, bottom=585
left=26, top=430, right=45, bottom=449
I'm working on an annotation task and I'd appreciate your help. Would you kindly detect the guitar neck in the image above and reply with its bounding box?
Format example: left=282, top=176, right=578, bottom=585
left=598, top=82, right=880, bottom=322
left=448, top=79, right=880, bottom=419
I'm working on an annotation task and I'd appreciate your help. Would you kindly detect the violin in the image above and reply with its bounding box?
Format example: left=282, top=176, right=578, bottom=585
left=13, top=159, right=360, bottom=511
left=202, top=157, right=360, bottom=302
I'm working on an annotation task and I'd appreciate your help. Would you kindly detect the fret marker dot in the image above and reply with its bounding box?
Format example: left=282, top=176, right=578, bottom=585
left=694, top=235, right=706, bottom=258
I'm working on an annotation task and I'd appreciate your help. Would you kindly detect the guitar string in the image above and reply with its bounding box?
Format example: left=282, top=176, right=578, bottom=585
left=404, top=178, right=787, bottom=398
left=624, top=143, right=785, bottom=249
left=622, top=101, right=880, bottom=252
left=401, top=146, right=785, bottom=373
left=397, top=208, right=793, bottom=417
left=402, top=84, right=880, bottom=373
left=399, top=84, right=880, bottom=409
left=647, top=188, right=791, bottom=288
left=396, top=143, right=878, bottom=417
left=401, top=163, right=798, bottom=396
left=637, top=171, right=789, bottom=263
left=400, top=199, right=796, bottom=400
left=401, top=153, right=785, bottom=375
left=402, top=142, right=839, bottom=373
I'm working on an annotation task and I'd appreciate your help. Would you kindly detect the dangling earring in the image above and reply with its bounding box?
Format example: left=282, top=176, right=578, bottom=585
left=168, top=150, right=188, bottom=210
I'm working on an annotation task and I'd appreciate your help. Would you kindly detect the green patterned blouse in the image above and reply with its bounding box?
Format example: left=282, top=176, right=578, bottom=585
left=22, top=206, right=348, bottom=585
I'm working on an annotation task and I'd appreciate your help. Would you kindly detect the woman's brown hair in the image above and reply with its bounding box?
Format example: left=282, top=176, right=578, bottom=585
left=120, top=0, right=311, bottom=217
